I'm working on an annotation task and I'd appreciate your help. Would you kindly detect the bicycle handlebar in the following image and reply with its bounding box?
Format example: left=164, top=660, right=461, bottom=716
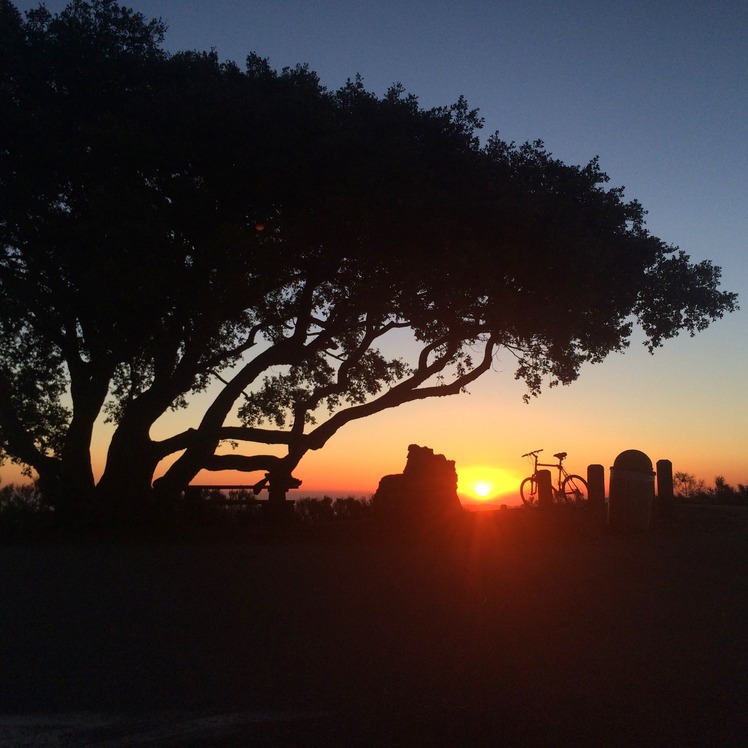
left=521, top=449, right=543, bottom=458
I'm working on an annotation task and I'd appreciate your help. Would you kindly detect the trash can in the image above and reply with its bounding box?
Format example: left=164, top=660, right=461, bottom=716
left=608, top=450, right=655, bottom=531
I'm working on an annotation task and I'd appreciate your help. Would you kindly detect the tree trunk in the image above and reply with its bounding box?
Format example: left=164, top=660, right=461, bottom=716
left=155, top=340, right=302, bottom=501
left=54, top=412, right=99, bottom=517
left=51, top=455, right=96, bottom=521
left=95, top=414, right=162, bottom=524
left=43, top=362, right=115, bottom=522
left=151, top=431, right=220, bottom=502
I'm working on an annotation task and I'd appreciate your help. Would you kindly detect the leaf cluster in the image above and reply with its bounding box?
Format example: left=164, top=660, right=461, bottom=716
left=0, top=0, right=738, bottom=493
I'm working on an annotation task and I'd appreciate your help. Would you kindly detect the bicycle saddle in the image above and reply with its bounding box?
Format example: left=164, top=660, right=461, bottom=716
left=553, top=452, right=567, bottom=460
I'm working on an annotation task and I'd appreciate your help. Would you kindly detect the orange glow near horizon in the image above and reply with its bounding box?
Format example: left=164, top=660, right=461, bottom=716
left=457, top=465, right=521, bottom=504
left=1, top=342, right=746, bottom=502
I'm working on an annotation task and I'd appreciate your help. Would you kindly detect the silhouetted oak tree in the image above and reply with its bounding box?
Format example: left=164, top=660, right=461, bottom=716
left=0, top=0, right=738, bottom=519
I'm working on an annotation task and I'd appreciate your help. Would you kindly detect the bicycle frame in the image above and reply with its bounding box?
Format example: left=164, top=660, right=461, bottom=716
left=533, top=457, right=568, bottom=490
left=520, top=449, right=589, bottom=508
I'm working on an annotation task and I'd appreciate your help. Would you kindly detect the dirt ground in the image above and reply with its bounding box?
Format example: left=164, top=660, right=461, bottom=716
left=0, top=504, right=746, bottom=746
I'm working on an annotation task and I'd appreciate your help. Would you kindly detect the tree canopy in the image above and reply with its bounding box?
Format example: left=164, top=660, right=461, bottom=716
left=0, top=0, right=738, bottom=520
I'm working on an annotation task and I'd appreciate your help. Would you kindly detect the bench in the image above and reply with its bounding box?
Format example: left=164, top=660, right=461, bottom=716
left=183, top=483, right=299, bottom=512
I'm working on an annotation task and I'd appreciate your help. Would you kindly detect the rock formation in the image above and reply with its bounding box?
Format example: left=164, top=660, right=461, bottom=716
left=372, top=444, right=463, bottom=522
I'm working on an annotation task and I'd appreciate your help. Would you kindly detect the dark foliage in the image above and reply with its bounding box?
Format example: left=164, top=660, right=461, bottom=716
left=0, top=482, right=53, bottom=535
left=674, top=473, right=748, bottom=506
left=0, top=1, right=738, bottom=521
left=295, top=496, right=372, bottom=523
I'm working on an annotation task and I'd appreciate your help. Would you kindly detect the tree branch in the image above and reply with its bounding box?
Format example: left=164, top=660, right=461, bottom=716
left=219, top=426, right=294, bottom=445
left=202, top=453, right=282, bottom=472
left=302, top=335, right=497, bottom=451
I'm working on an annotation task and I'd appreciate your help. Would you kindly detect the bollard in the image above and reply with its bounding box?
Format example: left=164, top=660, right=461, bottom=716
left=608, top=450, right=655, bottom=531
left=656, top=460, right=675, bottom=523
left=587, top=464, right=606, bottom=509
left=537, top=469, right=553, bottom=510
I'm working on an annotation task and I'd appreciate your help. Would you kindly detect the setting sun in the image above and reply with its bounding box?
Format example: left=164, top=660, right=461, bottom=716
left=458, top=465, right=521, bottom=504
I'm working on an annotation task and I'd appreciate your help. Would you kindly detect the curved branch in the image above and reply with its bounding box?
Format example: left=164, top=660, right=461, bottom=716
left=297, top=317, right=387, bottom=412
left=152, top=427, right=197, bottom=457
left=303, top=335, right=498, bottom=451
left=218, top=426, right=293, bottom=445
left=202, top=453, right=282, bottom=472
left=153, top=424, right=298, bottom=460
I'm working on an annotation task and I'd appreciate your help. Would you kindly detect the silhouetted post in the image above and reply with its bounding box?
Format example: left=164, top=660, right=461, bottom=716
left=608, top=450, right=655, bottom=531
left=587, top=464, right=605, bottom=509
left=537, top=469, right=553, bottom=510
left=656, top=459, right=675, bottom=523
left=264, top=472, right=301, bottom=523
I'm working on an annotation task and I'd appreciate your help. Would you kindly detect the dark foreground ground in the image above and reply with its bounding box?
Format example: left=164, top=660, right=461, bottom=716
left=0, top=505, right=746, bottom=747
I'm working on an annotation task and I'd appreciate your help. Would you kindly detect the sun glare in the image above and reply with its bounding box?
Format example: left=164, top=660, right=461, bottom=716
left=458, top=465, right=520, bottom=504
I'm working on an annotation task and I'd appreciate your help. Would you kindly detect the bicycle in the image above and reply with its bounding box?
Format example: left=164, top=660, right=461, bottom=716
left=519, top=449, right=589, bottom=508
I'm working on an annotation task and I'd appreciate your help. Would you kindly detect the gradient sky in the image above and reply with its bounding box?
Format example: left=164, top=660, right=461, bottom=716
left=7, top=0, right=748, bottom=502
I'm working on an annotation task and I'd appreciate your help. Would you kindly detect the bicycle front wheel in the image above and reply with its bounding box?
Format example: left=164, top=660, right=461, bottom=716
left=562, top=474, right=589, bottom=507
left=520, top=476, right=538, bottom=508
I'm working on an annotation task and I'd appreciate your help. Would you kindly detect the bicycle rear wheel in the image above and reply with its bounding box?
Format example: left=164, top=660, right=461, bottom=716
left=520, top=476, right=538, bottom=508
left=562, top=474, right=589, bottom=507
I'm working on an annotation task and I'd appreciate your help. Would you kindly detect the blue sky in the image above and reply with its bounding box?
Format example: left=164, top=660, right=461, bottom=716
left=7, top=0, right=748, bottom=495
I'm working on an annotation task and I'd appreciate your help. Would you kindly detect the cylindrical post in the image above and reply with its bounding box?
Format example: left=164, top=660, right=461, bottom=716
left=608, top=450, right=655, bottom=531
left=587, top=464, right=605, bottom=509
left=537, top=469, right=553, bottom=510
left=656, top=459, right=674, bottom=523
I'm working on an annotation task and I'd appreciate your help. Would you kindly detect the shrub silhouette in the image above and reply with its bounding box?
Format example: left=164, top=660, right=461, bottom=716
left=674, top=473, right=748, bottom=506
left=0, top=483, right=53, bottom=535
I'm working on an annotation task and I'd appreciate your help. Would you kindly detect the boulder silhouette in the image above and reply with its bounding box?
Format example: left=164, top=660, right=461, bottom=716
left=373, top=444, right=463, bottom=522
